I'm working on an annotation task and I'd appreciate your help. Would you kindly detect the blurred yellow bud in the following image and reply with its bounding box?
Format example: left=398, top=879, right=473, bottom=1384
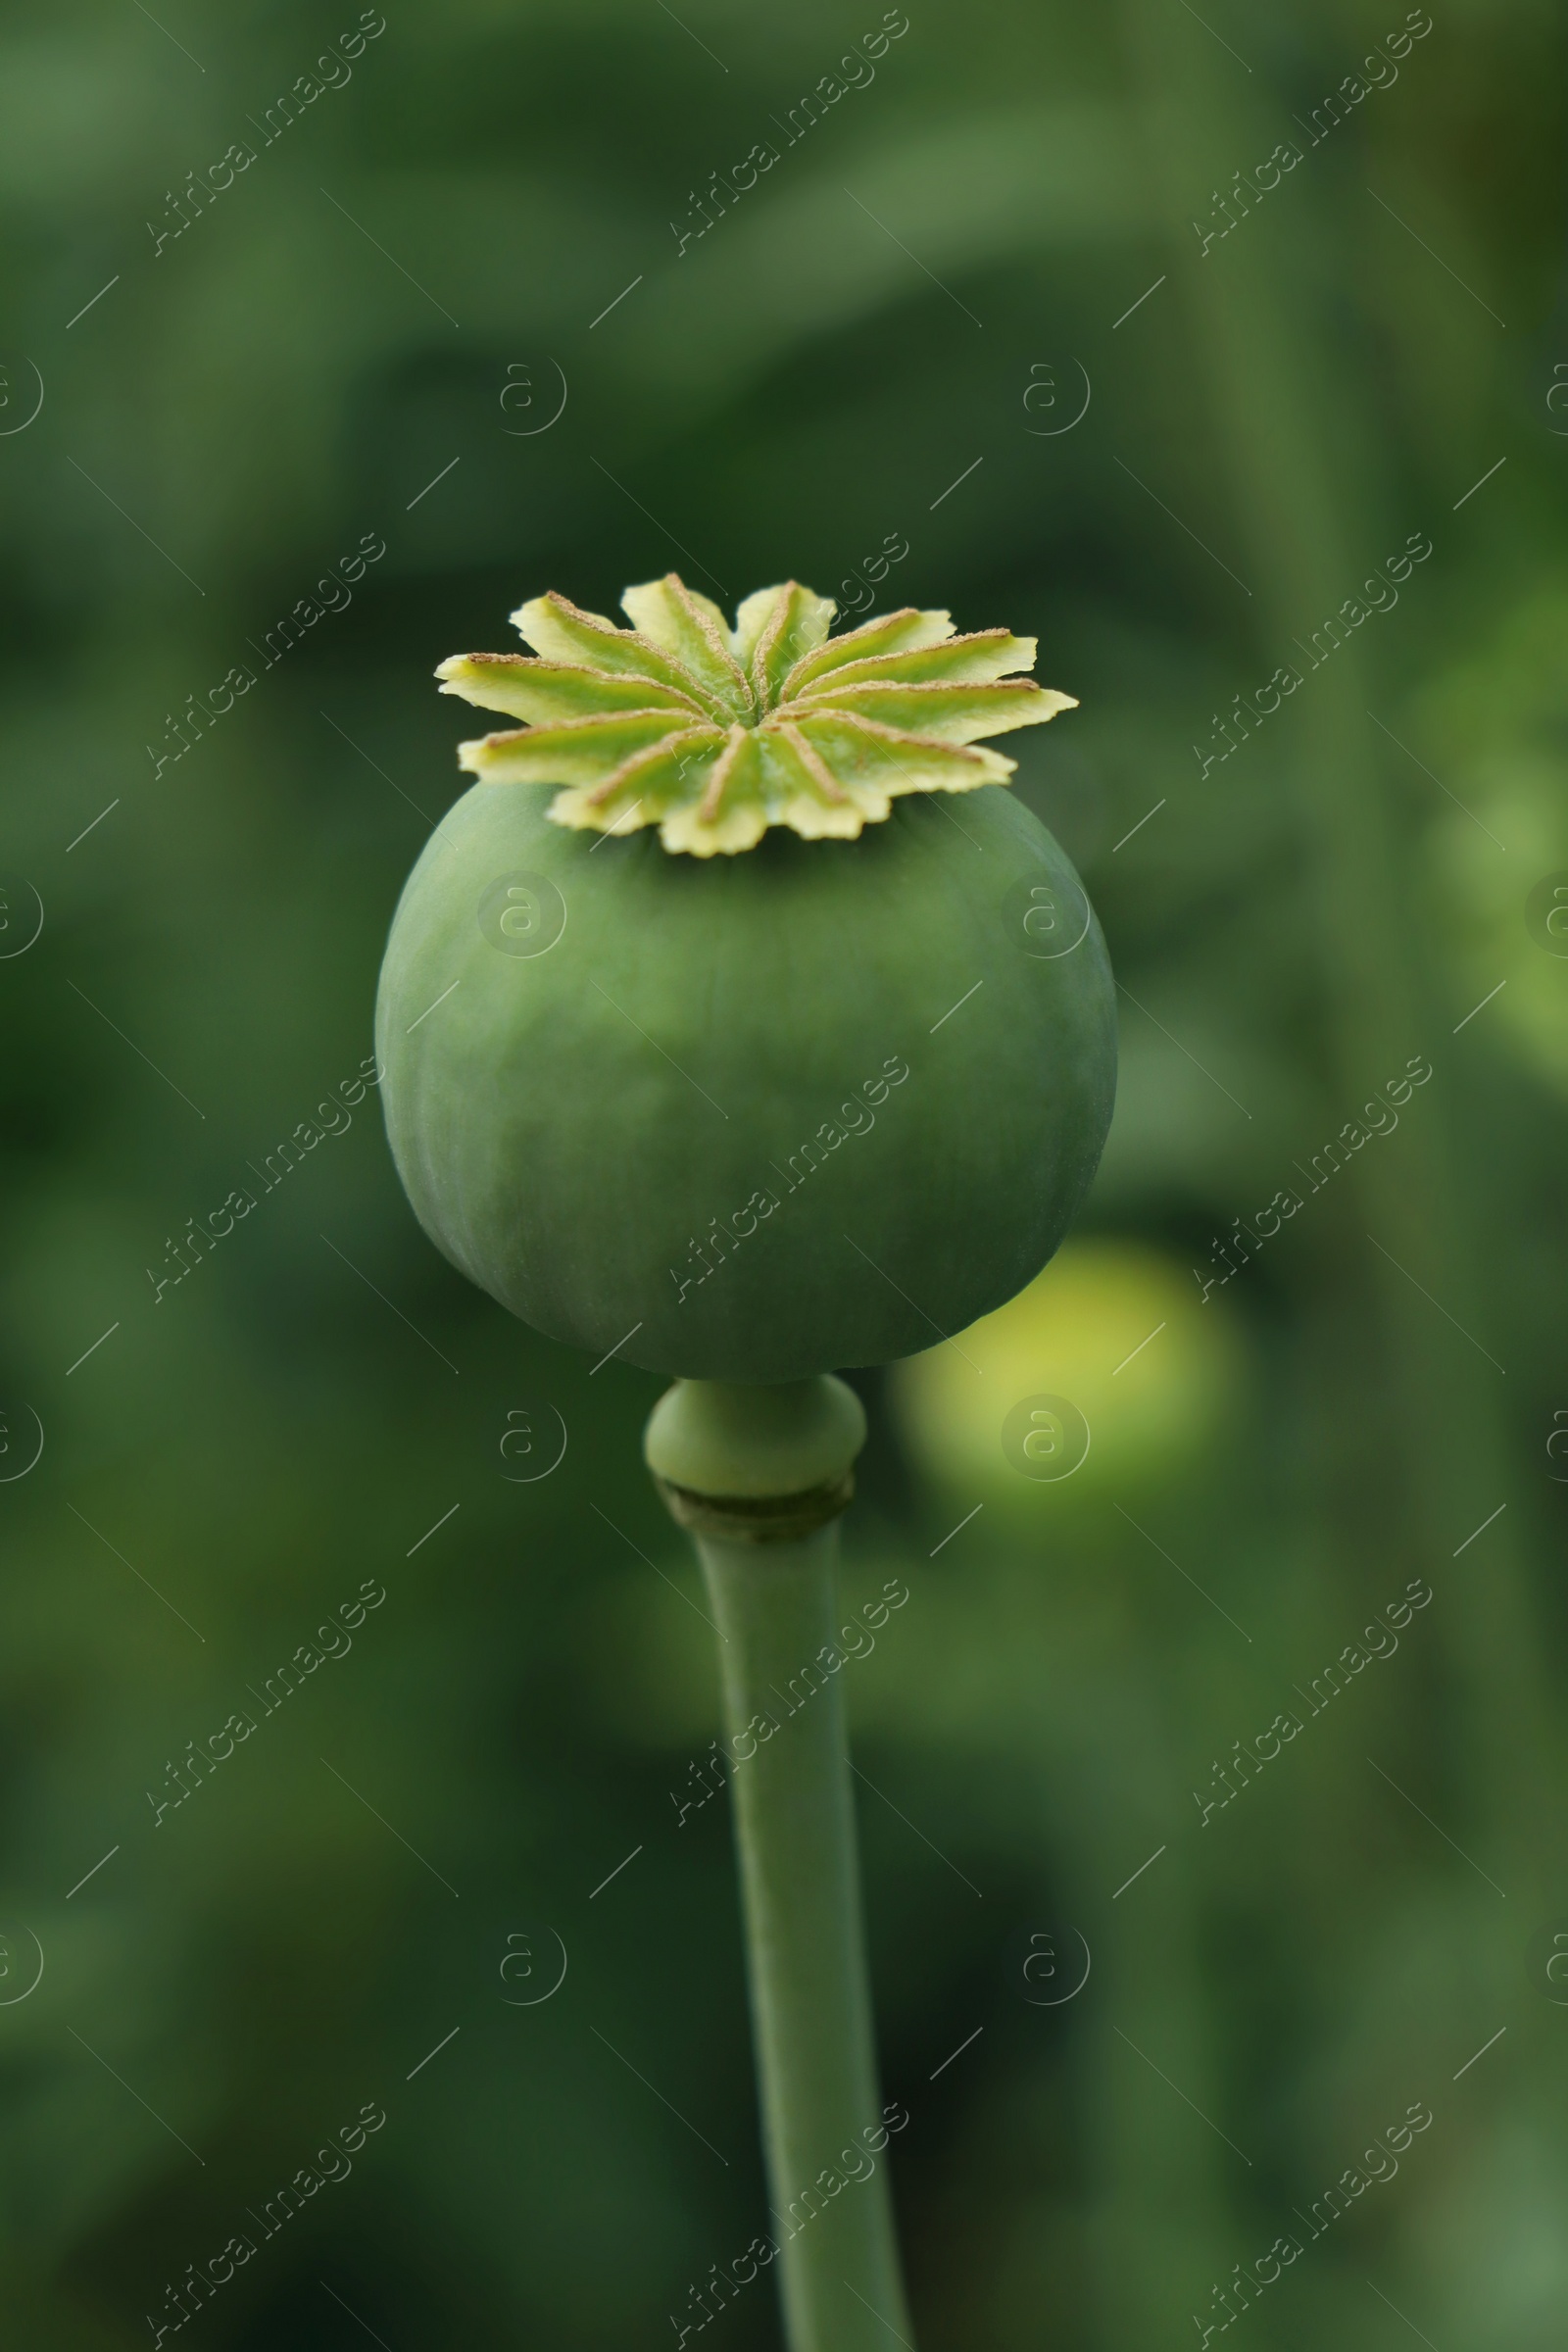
left=888, top=1238, right=1240, bottom=1507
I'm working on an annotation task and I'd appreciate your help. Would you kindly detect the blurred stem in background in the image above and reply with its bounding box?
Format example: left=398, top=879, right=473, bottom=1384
left=1119, top=0, right=1558, bottom=2141
left=1043, top=1641, right=1243, bottom=2349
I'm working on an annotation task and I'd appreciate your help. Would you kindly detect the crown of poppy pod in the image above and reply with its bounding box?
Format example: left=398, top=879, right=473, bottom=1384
left=435, top=573, right=1077, bottom=857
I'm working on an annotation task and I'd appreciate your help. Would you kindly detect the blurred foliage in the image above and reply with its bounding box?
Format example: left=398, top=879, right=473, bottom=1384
left=1, top=0, right=1565, bottom=2347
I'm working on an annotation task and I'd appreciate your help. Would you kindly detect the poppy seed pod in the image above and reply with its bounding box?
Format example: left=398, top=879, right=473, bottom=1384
left=374, top=574, right=1116, bottom=1383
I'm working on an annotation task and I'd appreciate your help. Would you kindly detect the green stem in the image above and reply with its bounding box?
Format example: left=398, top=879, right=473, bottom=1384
left=647, top=1379, right=913, bottom=2352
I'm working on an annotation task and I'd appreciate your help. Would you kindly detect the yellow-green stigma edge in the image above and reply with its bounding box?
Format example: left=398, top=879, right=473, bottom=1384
left=435, top=572, right=1078, bottom=858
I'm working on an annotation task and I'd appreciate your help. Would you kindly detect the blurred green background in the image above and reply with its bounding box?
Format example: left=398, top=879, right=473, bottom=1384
left=3, top=0, right=1566, bottom=2344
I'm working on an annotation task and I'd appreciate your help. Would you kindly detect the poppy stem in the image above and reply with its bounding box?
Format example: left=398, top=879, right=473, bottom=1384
left=648, top=1379, right=914, bottom=2352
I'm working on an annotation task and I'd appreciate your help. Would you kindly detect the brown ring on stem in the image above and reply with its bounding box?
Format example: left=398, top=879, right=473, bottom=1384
left=651, top=1468, right=855, bottom=1544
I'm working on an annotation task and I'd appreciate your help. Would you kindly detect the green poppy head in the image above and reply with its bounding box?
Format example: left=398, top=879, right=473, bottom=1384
left=376, top=574, right=1114, bottom=1383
